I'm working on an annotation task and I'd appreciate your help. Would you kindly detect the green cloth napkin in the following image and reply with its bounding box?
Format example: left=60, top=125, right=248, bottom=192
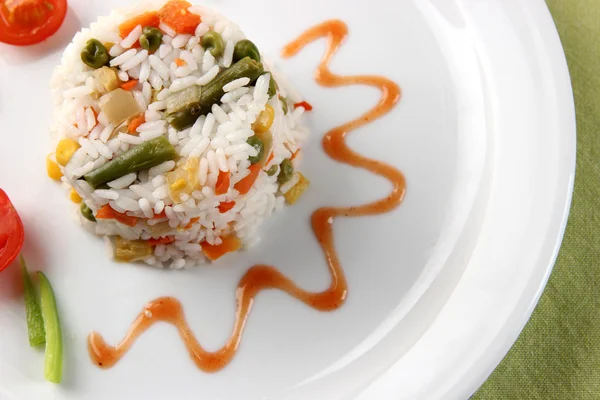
left=474, top=1, right=600, bottom=399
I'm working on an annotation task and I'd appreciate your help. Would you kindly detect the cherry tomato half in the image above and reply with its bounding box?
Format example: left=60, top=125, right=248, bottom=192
left=0, top=0, right=67, bottom=46
left=0, top=189, right=24, bottom=271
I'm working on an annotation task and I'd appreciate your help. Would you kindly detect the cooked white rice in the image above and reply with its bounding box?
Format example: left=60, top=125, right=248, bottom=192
left=49, top=0, right=310, bottom=268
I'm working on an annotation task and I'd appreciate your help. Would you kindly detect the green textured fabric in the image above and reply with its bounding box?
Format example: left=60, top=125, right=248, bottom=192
left=473, top=1, right=600, bottom=399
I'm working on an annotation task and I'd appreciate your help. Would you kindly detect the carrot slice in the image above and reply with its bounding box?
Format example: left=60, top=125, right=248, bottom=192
left=152, top=210, right=167, bottom=219
left=201, top=236, right=241, bottom=261
left=234, top=164, right=261, bottom=195
left=96, top=205, right=138, bottom=227
left=119, top=11, right=160, bottom=39
left=215, top=170, right=230, bottom=195
left=265, top=152, right=274, bottom=165
left=128, top=114, right=146, bottom=134
left=291, top=149, right=300, bottom=161
left=158, top=0, right=201, bottom=35
left=147, top=236, right=176, bottom=246
left=183, top=217, right=200, bottom=230
left=121, top=79, right=139, bottom=91
left=174, top=58, right=186, bottom=67
left=294, top=101, right=313, bottom=111
left=217, top=201, right=235, bottom=213
left=91, top=108, right=99, bottom=129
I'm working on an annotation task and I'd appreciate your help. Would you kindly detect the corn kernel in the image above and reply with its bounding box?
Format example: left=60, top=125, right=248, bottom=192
left=114, top=236, right=153, bottom=262
left=46, top=155, right=63, bottom=180
left=167, top=157, right=199, bottom=202
left=69, top=189, right=82, bottom=204
left=170, top=178, right=187, bottom=191
left=284, top=173, right=310, bottom=205
left=252, top=104, right=275, bottom=133
left=56, top=138, right=81, bottom=166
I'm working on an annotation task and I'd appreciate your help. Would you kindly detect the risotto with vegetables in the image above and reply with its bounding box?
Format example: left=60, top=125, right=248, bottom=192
left=47, top=0, right=311, bottom=268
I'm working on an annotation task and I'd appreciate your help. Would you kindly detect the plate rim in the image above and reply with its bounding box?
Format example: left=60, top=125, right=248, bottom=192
left=356, top=0, right=576, bottom=398
left=462, top=1, right=577, bottom=396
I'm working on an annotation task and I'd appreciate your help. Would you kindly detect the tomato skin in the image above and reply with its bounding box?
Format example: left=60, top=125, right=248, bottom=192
left=0, top=0, right=68, bottom=46
left=0, top=189, right=25, bottom=272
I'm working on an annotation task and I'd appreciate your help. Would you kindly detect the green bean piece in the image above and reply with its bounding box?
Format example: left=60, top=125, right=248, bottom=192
left=267, top=165, right=278, bottom=176
left=83, top=136, right=177, bottom=189
left=166, top=108, right=202, bottom=131
left=81, top=39, right=109, bottom=69
left=20, top=256, right=46, bottom=347
left=201, top=31, right=225, bottom=58
left=200, top=57, right=263, bottom=109
left=280, top=97, right=289, bottom=114
left=38, top=272, right=63, bottom=384
left=166, top=57, right=264, bottom=130
left=166, top=85, right=202, bottom=115
left=139, top=27, right=163, bottom=53
left=278, top=158, right=294, bottom=184
left=247, top=136, right=264, bottom=164
left=267, top=73, right=278, bottom=98
left=233, top=39, right=260, bottom=62
left=80, top=203, right=96, bottom=222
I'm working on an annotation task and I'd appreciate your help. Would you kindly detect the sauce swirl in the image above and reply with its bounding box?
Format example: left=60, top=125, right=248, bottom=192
left=88, top=19, right=406, bottom=371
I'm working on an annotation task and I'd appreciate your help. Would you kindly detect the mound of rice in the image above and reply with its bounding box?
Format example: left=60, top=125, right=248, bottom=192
left=47, top=0, right=310, bottom=269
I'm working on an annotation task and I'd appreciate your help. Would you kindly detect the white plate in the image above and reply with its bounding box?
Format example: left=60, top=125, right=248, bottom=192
left=0, top=0, right=574, bottom=399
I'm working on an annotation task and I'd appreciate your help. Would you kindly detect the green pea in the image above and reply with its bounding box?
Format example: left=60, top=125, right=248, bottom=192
left=268, top=73, right=278, bottom=98
left=247, top=136, right=264, bottom=164
left=233, top=39, right=260, bottom=63
left=81, top=39, right=109, bottom=69
left=201, top=31, right=225, bottom=58
left=267, top=165, right=278, bottom=176
left=80, top=203, right=96, bottom=222
left=278, top=159, right=294, bottom=184
left=139, top=27, right=163, bottom=53
left=280, top=97, right=289, bottom=114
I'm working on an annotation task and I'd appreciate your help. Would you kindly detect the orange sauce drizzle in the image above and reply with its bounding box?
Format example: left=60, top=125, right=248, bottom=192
left=88, top=19, right=406, bottom=372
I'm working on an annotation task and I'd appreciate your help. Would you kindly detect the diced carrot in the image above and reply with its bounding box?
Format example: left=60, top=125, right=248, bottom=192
left=96, top=205, right=139, bottom=227
left=201, top=236, right=241, bottom=261
left=217, top=201, right=235, bottom=213
left=147, top=236, right=176, bottom=246
left=119, top=11, right=160, bottom=39
left=75, top=108, right=98, bottom=130
left=265, top=152, right=274, bottom=165
left=152, top=210, right=167, bottom=219
left=158, top=0, right=201, bottom=35
left=234, top=163, right=261, bottom=195
left=183, top=217, right=200, bottom=230
left=121, top=79, right=139, bottom=91
left=291, top=149, right=300, bottom=160
left=215, top=170, right=230, bottom=195
left=91, top=108, right=99, bottom=129
left=174, top=58, right=186, bottom=67
left=294, top=101, right=313, bottom=111
left=128, top=114, right=146, bottom=134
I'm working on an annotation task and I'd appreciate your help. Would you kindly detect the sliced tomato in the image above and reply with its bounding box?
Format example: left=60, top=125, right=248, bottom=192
left=0, top=0, right=68, bottom=46
left=0, top=189, right=25, bottom=271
